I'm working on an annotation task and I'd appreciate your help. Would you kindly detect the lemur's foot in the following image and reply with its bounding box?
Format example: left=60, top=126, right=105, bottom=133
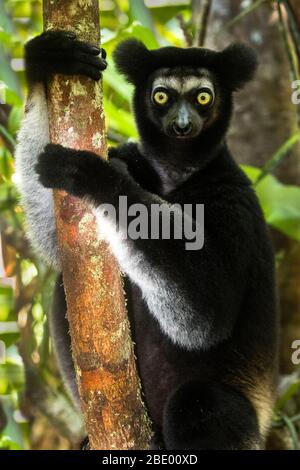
left=25, top=30, right=107, bottom=84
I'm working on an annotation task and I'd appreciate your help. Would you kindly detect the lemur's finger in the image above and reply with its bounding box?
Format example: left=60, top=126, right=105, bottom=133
left=27, top=30, right=76, bottom=53
left=43, top=30, right=76, bottom=41
left=72, top=63, right=103, bottom=80
left=75, top=52, right=107, bottom=69
left=72, top=40, right=101, bottom=55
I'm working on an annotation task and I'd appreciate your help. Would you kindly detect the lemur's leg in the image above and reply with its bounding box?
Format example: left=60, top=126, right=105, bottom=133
left=15, top=84, right=61, bottom=269
left=50, top=275, right=80, bottom=406
left=163, top=380, right=261, bottom=450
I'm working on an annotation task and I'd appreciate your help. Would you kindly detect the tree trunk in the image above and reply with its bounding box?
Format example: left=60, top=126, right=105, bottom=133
left=289, top=1, right=300, bottom=30
left=192, top=0, right=212, bottom=47
left=43, top=0, right=152, bottom=450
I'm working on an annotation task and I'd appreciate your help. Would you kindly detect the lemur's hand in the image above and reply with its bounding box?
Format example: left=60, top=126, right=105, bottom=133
left=35, top=144, right=127, bottom=204
left=25, top=30, right=107, bottom=85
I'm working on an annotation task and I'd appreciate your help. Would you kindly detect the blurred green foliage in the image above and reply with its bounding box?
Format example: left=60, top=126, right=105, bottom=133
left=0, top=0, right=299, bottom=450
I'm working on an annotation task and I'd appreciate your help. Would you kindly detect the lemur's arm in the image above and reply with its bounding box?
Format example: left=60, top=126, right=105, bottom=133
left=15, top=31, right=106, bottom=270
left=36, top=143, right=248, bottom=351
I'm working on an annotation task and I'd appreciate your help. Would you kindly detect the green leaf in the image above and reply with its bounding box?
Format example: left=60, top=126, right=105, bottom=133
left=150, top=4, right=190, bottom=25
left=276, top=379, right=300, bottom=410
left=129, top=0, right=155, bottom=33
left=20, top=259, right=38, bottom=287
left=0, top=398, right=25, bottom=450
left=0, top=48, right=21, bottom=96
left=0, top=285, right=13, bottom=322
left=0, top=435, right=22, bottom=450
left=0, top=363, right=24, bottom=390
left=5, top=88, right=22, bottom=106
left=104, top=98, right=137, bottom=138
left=0, top=333, right=19, bottom=349
left=103, top=58, right=133, bottom=103
left=103, top=21, right=160, bottom=53
left=243, top=165, right=300, bottom=241
left=0, top=29, right=14, bottom=48
left=0, top=124, right=16, bottom=149
left=0, top=81, right=22, bottom=107
left=8, top=106, right=23, bottom=136
left=0, top=3, right=14, bottom=34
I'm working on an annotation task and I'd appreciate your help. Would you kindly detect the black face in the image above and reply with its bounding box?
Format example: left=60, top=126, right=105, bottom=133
left=146, top=69, right=219, bottom=140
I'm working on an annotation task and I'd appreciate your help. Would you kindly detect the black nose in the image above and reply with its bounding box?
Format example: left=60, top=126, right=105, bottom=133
left=172, top=122, right=193, bottom=136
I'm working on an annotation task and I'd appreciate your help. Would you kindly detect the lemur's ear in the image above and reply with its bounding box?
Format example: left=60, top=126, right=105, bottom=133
left=113, top=39, right=152, bottom=85
left=216, top=43, right=258, bottom=91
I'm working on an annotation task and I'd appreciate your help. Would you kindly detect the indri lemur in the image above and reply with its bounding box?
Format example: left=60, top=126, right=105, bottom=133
left=16, top=31, right=279, bottom=450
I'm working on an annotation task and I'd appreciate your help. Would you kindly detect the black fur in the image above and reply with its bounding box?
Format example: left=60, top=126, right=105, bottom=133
left=163, top=381, right=260, bottom=449
left=25, top=33, right=278, bottom=449
left=113, top=39, right=258, bottom=90
left=25, top=30, right=107, bottom=85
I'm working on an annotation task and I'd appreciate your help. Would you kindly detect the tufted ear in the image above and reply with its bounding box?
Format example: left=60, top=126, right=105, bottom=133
left=216, top=43, right=258, bottom=91
left=113, top=39, right=153, bottom=85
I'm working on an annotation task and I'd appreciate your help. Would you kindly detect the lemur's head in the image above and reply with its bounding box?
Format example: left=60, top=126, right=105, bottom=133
left=114, top=39, right=257, bottom=155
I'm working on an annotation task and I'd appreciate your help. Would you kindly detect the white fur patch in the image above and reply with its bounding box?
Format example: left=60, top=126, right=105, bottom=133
left=153, top=75, right=215, bottom=96
left=93, top=205, right=212, bottom=350
left=15, top=85, right=61, bottom=270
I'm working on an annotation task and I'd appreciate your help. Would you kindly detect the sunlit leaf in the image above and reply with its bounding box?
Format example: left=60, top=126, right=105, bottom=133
left=243, top=165, right=300, bottom=241
left=105, top=98, right=137, bottom=138
left=0, top=363, right=24, bottom=390
left=129, top=0, right=155, bottom=33
left=103, top=58, right=133, bottom=103
left=8, top=106, right=23, bottom=136
left=20, top=259, right=38, bottom=287
left=0, top=285, right=13, bottom=322
left=0, top=435, right=22, bottom=450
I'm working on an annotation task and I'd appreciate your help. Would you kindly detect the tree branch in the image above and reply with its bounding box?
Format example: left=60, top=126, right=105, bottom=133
left=192, top=0, right=212, bottom=47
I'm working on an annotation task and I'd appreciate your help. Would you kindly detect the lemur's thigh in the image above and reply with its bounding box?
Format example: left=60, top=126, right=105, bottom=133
left=49, top=275, right=80, bottom=406
left=163, top=380, right=261, bottom=450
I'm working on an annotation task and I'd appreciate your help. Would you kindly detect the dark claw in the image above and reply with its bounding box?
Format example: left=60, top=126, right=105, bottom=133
left=64, top=31, right=76, bottom=39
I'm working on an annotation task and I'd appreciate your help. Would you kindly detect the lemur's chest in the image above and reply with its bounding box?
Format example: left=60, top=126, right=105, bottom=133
left=151, top=161, right=198, bottom=196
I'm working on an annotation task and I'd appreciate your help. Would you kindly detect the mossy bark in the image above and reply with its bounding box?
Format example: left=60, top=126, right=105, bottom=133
left=43, top=0, right=152, bottom=450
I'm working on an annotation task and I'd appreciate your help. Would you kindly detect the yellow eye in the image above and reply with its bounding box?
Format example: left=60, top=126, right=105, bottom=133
left=197, top=91, right=213, bottom=106
left=153, top=90, right=169, bottom=105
